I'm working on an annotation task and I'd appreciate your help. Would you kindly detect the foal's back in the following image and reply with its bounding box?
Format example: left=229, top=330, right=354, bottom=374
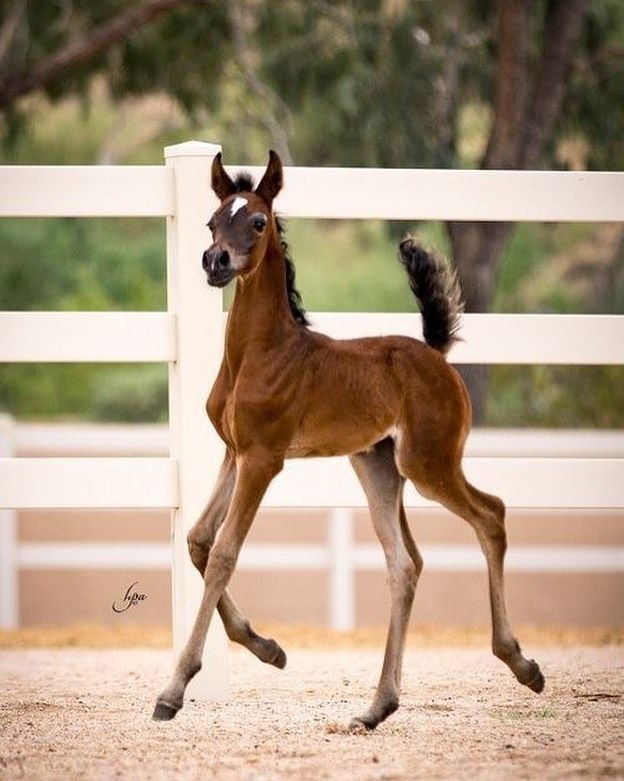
left=286, top=328, right=469, bottom=461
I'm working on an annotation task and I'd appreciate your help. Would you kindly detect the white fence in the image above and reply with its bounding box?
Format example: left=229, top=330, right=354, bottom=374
left=1, top=421, right=623, bottom=634
left=1, top=141, right=624, bottom=698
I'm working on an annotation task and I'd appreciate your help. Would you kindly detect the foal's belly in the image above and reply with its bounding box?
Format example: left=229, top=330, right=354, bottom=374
left=285, top=421, right=396, bottom=459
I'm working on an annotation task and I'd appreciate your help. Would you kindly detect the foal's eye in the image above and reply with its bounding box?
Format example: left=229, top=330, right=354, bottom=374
left=207, top=218, right=216, bottom=232
left=251, top=213, right=267, bottom=232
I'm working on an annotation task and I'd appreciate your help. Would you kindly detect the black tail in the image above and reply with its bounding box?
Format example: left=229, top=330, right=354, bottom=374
left=398, top=238, right=463, bottom=355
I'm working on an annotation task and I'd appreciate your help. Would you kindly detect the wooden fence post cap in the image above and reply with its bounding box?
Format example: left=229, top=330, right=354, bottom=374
left=164, top=140, right=221, bottom=159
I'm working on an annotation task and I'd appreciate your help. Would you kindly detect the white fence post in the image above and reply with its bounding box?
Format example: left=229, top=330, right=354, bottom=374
left=0, top=415, right=18, bottom=629
left=165, top=140, right=228, bottom=699
left=328, top=507, right=355, bottom=630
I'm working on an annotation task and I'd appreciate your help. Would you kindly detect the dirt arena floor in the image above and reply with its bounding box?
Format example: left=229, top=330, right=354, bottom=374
left=1, top=638, right=623, bottom=780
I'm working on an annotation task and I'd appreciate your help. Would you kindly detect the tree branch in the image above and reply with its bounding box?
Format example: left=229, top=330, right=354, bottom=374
left=0, top=0, right=194, bottom=111
left=0, top=0, right=27, bottom=74
left=433, top=8, right=464, bottom=167
left=229, top=0, right=293, bottom=164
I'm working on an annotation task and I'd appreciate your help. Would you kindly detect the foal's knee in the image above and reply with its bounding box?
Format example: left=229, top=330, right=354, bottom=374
left=187, top=530, right=209, bottom=573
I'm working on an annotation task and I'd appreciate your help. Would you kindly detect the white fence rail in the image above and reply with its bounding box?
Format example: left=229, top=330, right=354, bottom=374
left=1, top=141, right=623, bottom=696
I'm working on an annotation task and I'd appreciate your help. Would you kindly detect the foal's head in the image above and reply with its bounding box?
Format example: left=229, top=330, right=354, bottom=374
left=203, top=150, right=283, bottom=288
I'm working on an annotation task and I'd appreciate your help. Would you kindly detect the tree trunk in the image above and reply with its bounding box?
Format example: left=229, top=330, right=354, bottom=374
left=446, top=0, right=591, bottom=424
left=447, top=221, right=514, bottom=422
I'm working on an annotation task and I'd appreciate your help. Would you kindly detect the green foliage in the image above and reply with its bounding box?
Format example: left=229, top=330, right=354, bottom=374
left=0, top=217, right=165, bottom=421
left=560, top=0, right=624, bottom=170
left=487, top=366, right=624, bottom=428
left=284, top=220, right=446, bottom=313
left=91, top=365, right=168, bottom=422
left=0, top=218, right=165, bottom=311
left=0, top=1, right=622, bottom=426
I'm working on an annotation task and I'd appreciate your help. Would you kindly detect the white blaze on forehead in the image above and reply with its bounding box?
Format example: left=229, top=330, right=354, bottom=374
left=229, top=196, right=248, bottom=220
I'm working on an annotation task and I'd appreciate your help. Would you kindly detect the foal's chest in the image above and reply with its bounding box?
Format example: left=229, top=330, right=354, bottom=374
left=207, top=369, right=293, bottom=450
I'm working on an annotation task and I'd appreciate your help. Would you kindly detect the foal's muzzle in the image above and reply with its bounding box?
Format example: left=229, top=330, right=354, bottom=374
left=203, top=247, right=234, bottom=287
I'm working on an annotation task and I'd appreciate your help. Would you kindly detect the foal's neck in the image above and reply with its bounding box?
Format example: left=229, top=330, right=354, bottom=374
left=225, top=228, right=297, bottom=369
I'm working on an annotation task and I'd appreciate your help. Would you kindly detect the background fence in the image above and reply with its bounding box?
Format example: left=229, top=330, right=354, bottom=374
left=1, top=140, right=623, bottom=697
left=1, top=419, right=624, bottom=633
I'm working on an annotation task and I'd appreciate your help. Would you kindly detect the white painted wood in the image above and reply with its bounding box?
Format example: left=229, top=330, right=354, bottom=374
left=2, top=164, right=622, bottom=222
left=0, top=166, right=173, bottom=216
left=165, top=140, right=228, bottom=700
left=328, top=508, right=356, bottom=630
left=0, top=416, right=18, bottom=629
left=1, top=453, right=619, bottom=509
left=353, top=544, right=624, bottom=573
left=0, top=312, right=176, bottom=363
left=3, top=311, right=621, bottom=365
left=304, top=313, right=624, bottom=365
left=11, top=422, right=624, bottom=459
left=464, top=429, right=624, bottom=458
left=227, top=166, right=624, bottom=222
left=18, top=542, right=171, bottom=569
left=239, top=544, right=329, bottom=569
left=14, top=423, right=170, bottom=456
left=16, top=541, right=624, bottom=573
left=263, top=457, right=624, bottom=509
left=0, top=457, right=176, bottom=509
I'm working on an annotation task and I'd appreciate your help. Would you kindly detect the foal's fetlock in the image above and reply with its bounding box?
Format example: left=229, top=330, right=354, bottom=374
left=493, top=638, right=545, bottom=693
left=492, top=636, right=521, bottom=664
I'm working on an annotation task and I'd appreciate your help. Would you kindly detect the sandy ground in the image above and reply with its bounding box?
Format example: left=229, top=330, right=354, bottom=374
left=1, top=645, right=623, bottom=780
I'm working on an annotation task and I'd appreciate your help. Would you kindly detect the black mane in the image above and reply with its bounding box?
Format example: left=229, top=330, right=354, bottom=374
left=234, top=171, right=309, bottom=327
left=276, top=217, right=310, bottom=327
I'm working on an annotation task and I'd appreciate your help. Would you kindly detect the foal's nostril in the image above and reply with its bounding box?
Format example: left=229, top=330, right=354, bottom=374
left=215, top=250, right=230, bottom=270
left=201, top=250, right=210, bottom=271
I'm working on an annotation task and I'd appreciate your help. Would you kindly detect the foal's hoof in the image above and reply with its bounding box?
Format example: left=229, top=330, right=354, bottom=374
left=520, top=660, right=545, bottom=694
left=152, top=700, right=180, bottom=721
left=525, top=660, right=545, bottom=693
left=269, top=642, right=287, bottom=670
left=349, top=698, right=399, bottom=732
left=349, top=716, right=375, bottom=733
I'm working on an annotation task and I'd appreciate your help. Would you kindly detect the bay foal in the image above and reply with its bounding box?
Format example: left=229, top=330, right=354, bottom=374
left=154, top=151, right=544, bottom=730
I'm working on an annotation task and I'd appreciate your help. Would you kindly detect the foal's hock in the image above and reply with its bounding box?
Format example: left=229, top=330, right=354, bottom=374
left=153, top=151, right=544, bottom=730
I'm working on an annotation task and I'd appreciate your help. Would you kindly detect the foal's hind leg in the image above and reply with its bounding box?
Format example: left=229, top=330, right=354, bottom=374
left=399, top=444, right=544, bottom=693
left=186, top=451, right=286, bottom=670
left=348, top=437, right=422, bottom=730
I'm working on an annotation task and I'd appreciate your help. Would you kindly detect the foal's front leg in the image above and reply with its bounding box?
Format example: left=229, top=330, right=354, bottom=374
left=153, top=451, right=283, bottom=721
left=188, top=452, right=286, bottom=669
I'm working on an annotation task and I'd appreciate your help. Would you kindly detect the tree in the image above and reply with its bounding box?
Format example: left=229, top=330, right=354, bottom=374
left=1, top=0, right=620, bottom=422
left=0, top=0, right=232, bottom=135
left=446, top=0, right=591, bottom=418
left=254, top=0, right=605, bottom=420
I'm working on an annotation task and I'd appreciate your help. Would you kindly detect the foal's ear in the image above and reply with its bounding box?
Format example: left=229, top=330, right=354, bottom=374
left=211, top=152, right=236, bottom=201
left=255, top=150, right=283, bottom=205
